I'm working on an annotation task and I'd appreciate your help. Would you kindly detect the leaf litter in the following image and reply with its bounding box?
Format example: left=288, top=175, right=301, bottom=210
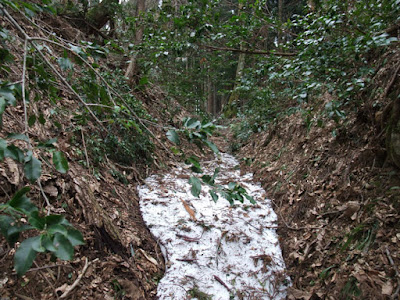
left=138, top=153, right=290, bottom=299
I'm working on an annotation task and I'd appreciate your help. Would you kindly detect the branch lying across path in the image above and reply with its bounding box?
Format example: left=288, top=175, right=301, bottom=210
left=198, top=44, right=297, bottom=57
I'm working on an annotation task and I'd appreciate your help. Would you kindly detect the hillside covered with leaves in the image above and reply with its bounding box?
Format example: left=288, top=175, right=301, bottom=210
left=0, top=0, right=400, bottom=299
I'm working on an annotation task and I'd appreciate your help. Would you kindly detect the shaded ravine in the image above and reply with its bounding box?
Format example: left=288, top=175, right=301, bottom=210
left=138, top=153, right=289, bottom=299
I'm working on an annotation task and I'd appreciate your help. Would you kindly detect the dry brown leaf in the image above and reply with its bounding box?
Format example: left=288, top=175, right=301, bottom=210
left=181, top=199, right=197, bottom=221
left=382, top=281, right=393, bottom=295
left=43, top=184, right=58, bottom=197
left=4, top=157, right=19, bottom=185
left=138, top=249, right=158, bottom=266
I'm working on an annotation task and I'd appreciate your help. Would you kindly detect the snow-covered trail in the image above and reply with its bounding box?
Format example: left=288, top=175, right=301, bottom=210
left=138, top=153, right=289, bottom=299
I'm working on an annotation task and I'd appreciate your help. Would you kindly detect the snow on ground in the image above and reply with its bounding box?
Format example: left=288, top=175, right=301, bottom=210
left=138, top=153, right=290, bottom=299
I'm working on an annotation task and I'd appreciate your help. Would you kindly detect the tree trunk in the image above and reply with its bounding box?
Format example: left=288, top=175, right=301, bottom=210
left=125, top=0, right=146, bottom=86
left=225, top=2, right=245, bottom=118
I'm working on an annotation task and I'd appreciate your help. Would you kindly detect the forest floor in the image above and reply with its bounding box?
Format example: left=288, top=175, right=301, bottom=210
left=236, top=89, right=400, bottom=299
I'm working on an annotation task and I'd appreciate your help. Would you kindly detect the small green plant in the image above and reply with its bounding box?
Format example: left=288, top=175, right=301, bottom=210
left=167, top=117, right=255, bottom=205
left=0, top=187, right=84, bottom=276
left=187, top=285, right=213, bottom=300
left=341, top=276, right=361, bottom=299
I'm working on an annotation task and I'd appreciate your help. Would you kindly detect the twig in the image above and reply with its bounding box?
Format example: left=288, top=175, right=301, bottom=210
left=385, top=246, right=400, bottom=299
left=176, top=258, right=197, bottom=262
left=59, top=257, right=96, bottom=299
left=80, top=128, right=90, bottom=169
left=213, top=275, right=231, bottom=291
left=176, top=233, right=202, bottom=242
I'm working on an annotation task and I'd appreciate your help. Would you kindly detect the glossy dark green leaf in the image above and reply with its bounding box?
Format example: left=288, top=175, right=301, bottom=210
left=166, top=129, right=180, bottom=145
left=5, top=144, right=24, bottom=162
left=28, top=211, right=45, bottom=230
left=0, top=215, right=15, bottom=243
left=24, top=156, right=42, bottom=182
left=245, top=194, right=256, bottom=204
left=53, top=151, right=69, bottom=173
left=189, top=176, right=202, bottom=198
left=8, top=187, right=37, bottom=215
left=31, top=235, right=46, bottom=253
left=210, top=190, right=219, bottom=202
left=66, top=229, right=85, bottom=246
left=47, top=224, right=68, bottom=236
left=14, top=237, right=38, bottom=276
left=42, top=235, right=56, bottom=252
left=45, top=215, right=70, bottom=226
left=204, top=140, right=219, bottom=154
left=5, top=223, right=33, bottom=246
left=53, top=233, right=74, bottom=260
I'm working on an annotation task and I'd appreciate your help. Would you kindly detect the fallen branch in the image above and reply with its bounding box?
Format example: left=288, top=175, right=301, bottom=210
left=213, top=275, right=231, bottom=291
left=59, top=257, right=97, bottom=299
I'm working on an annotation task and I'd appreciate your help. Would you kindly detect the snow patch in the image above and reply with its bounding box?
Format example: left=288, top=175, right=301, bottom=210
left=138, top=153, right=289, bottom=299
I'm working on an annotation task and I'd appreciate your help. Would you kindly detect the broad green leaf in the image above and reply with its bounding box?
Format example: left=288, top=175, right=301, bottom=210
left=66, top=229, right=85, bottom=246
left=9, top=187, right=37, bottom=214
left=204, top=140, right=219, bottom=154
left=45, top=215, right=70, bottom=226
left=0, top=215, right=15, bottom=243
left=42, top=235, right=56, bottom=252
left=28, top=211, right=45, bottom=230
left=0, top=138, right=6, bottom=160
left=53, top=233, right=74, bottom=260
left=0, top=88, right=16, bottom=106
left=5, top=144, right=24, bottom=162
left=14, top=237, right=38, bottom=276
left=53, top=151, right=69, bottom=173
left=8, top=133, right=30, bottom=143
left=210, top=190, right=219, bottom=202
left=228, top=182, right=236, bottom=189
left=5, top=223, right=33, bottom=246
left=31, top=235, right=46, bottom=253
left=189, top=176, right=202, bottom=198
left=47, top=224, right=68, bottom=235
left=24, top=156, right=42, bottom=182
left=184, top=118, right=201, bottom=129
left=166, top=129, right=180, bottom=145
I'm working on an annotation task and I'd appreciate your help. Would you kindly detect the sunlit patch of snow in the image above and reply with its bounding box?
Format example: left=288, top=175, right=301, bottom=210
left=138, top=153, right=290, bottom=299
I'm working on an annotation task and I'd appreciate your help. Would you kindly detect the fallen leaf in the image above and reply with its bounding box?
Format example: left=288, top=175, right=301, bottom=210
left=181, top=199, right=197, bottom=221
left=382, top=281, right=393, bottom=295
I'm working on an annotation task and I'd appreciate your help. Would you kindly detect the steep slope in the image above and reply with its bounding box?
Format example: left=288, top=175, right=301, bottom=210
left=237, top=47, right=400, bottom=299
left=0, top=5, right=177, bottom=299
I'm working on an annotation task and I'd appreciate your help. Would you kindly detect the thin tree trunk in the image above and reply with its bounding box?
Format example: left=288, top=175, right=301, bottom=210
left=125, top=0, right=146, bottom=85
left=225, top=2, right=245, bottom=118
